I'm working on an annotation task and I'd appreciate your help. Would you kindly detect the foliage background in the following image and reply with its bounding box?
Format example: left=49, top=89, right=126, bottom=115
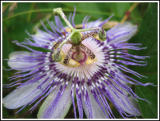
left=2, top=2, right=158, bottom=119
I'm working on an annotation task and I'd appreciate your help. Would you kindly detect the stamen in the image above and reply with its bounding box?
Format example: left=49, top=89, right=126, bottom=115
left=52, top=49, right=62, bottom=62
left=98, top=28, right=107, bottom=41
left=67, top=59, right=80, bottom=67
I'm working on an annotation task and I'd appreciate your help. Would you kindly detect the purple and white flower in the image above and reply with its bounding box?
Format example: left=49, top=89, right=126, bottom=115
left=3, top=8, right=152, bottom=119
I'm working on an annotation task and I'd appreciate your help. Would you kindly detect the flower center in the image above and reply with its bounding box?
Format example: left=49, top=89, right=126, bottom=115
left=59, top=43, right=97, bottom=68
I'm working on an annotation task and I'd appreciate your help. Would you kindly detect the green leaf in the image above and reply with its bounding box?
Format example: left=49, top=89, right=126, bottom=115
left=130, top=3, right=158, bottom=118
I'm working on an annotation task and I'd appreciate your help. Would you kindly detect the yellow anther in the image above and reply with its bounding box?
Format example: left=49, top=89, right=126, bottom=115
left=65, top=28, right=72, bottom=32
left=60, top=50, right=65, bottom=58
left=94, top=34, right=100, bottom=41
left=85, top=57, right=97, bottom=65
left=68, top=59, right=80, bottom=67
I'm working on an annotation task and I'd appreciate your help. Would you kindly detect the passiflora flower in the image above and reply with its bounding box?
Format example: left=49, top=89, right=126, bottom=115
left=3, top=8, right=152, bottom=119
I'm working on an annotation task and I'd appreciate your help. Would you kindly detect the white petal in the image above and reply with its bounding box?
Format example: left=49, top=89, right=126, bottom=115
left=107, top=70, right=141, bottom=116
left=107, top=22, right=137, bottom=44
left=127, top=96, right=141, bottom=116
left=8, top=51, right=38, bottom=70
left=37, top=85, right=72, bottom=119
left=107, top=87, right=141, bottom=116
left=104, top=65, right=140, bottom=116
left=61, top=43, right=72, bottom=55
left=83, top=89, right=107, bottom=118
left=3, top=77, right=48, bottom=109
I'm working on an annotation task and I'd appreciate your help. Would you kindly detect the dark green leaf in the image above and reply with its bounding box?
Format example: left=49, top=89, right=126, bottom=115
left=130, top=3, right=158, bottom=118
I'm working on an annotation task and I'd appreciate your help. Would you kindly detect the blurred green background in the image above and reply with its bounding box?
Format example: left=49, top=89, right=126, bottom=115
left=2, top=2, right=158, bottom=119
